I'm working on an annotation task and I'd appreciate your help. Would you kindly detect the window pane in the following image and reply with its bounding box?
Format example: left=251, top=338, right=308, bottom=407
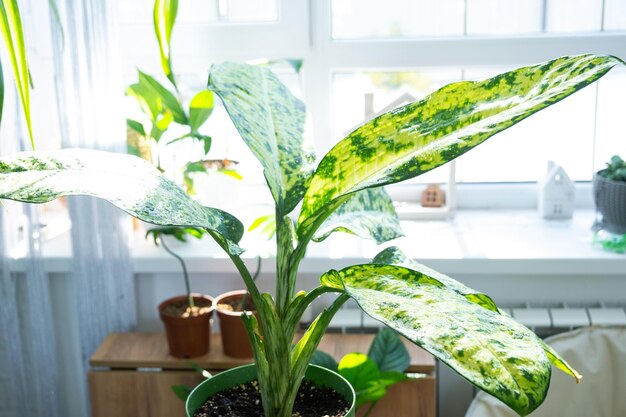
left=116, top=0, right=277, bottom=24
left=466, top=0, right=543, bottom=35
left=593, top=68, right=626, bottom=172
left=604, top=0, right=626, bottom=31
left=332, top=0, right=465, bottom=39
left=546, top=0, right=602, bottom=33
left=456, top=67, right=597, bottom=183
left=332, top=69, right=463, bottom=183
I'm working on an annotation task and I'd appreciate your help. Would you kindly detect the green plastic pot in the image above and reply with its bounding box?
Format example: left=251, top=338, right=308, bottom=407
left=186, top=363, right=356, bottom=417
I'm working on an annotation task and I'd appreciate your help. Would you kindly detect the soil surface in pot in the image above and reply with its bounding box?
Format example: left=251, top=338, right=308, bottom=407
left=193, top=379, right=349, bottom=417
left=217, top=297, right=255, bottom=313
left=161, top=298, right=212, bottom=318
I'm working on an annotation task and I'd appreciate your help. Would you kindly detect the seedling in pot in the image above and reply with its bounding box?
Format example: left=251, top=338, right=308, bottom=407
left=0, top=54, right=623, bottom=416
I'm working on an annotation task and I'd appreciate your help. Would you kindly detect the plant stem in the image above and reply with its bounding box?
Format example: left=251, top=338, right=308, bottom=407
left=275, top=211, right=295, bottom=316
left=159, top=236, right=194, bottom=308
left=237, top=256, right=262, bottom=310
left=362, top=401, right=378, bottom=417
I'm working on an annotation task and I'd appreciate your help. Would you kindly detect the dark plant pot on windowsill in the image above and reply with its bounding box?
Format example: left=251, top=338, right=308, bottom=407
left=159, top=294, right=214, bottom=358
left=185, top=364, right=356, bottom=417
left=593, top=171, right=626, bottom=234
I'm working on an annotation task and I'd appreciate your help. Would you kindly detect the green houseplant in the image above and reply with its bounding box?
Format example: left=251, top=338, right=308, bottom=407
left=0, top=54, right=623, bottom=417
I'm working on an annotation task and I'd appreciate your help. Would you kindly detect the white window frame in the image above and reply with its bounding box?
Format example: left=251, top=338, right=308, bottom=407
left=116, top=0, right=626, bottom=210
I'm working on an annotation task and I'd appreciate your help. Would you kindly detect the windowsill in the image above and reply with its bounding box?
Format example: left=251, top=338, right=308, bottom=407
left=10, top=209, right=626, bottom=275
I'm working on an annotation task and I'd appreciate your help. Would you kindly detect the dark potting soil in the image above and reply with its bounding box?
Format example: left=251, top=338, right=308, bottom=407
left=192, top=379, right=350, bottom=417
left=161, top=298, right=212, bottom=318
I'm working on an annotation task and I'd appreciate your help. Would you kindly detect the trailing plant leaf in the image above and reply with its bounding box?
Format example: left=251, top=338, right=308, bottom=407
left=208, top=62, right=315, bottom=214
left=146, top=226, right=205, bottom=244
left=153, top=0, right=178, bottom=87
left=189, top=90, right=214, bottom=131
left=0, top=0, right=33, bottom=148
left=337, top=352, right=408, bottom=408
left=373, top=246, right=498, bottom=311
left=368, top=327, right=410, bottom=373
left=0, top=149, right=243, bottom=254
left=321, top=264, right=553, bottom=416
left=138, top=70, right=187, bottom=124
left=314, top=187, right=403, bottom=244
left=298, top=54, right=624, bottom=239
left=310, top=349, right=338, bottom=372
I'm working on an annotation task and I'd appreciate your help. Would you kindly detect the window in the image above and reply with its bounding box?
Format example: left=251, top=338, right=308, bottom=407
left=115, top=0, right=626, bottom=209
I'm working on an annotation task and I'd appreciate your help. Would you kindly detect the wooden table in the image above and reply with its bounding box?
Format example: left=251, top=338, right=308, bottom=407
left=89, top=332, right=436, bottom=417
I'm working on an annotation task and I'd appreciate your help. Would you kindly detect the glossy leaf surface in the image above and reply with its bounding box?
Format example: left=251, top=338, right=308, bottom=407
left=0, top=0, right=33, bottom=147
left=153, top=0, right=178, bottom=87
left=321, top=264, right=552, bottom=416
left=299, top=55, right=624, bottom=238
left=0, top=149, right=243, bottom=254
left=314, top=188, right=403, bottom=244
left=189, top=90, right=214, bottom=131
left=208, top=62, right=315, bottom=214
left=373, top=246, right=498, bottom=311
left=368, top=327, right=410, bottom=373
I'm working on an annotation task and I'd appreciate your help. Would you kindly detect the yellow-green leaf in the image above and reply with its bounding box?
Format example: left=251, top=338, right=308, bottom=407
left=208, top=62, right=315, bottom=215
left=0, top=0, right=33, bottom=148
left=189, top=90, right=214, bottom=131
left=0, top=149, right=243, bottom=255
left=298, top=54, right=624, bottom=239
left=153, top=0, right=178, bottom=87
left=321, top=264, right=552, bottom=416
left=138, top=70, right=187, bottom=124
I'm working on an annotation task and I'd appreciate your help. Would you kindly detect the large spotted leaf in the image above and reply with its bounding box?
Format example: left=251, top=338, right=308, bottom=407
left=372, top=247, right=582, bottom=383
left=208, top=62, right=315, bottom=215
left=298, top=54, right=624, bottom=238
left=313, top=188, right=403, bottom=244
left=321, top=264, right=552, bottom=416
left=372, top=246, right=498, bottom=311
left=0, top=149, right=244, bottom=254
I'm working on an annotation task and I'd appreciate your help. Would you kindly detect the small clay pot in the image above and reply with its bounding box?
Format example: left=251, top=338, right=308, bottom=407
left=215, top=290, right=258, bottom=358
left=158, top=294, right=214, bottom=358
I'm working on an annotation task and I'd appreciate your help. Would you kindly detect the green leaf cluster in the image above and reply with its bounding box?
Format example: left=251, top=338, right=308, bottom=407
left=311, top=328, right=415, bottom=412
left=600, top=155, right=626, bottom=181
left=1, top=54, right=621, bottom=417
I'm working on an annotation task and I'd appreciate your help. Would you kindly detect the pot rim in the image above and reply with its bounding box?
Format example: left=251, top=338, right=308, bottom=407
left=158, top=293, right=215, bottom=318
left=185, top=363, right=356, bottom=417
left=594, top=171, right=626, bottom=188
left=215, top=290, right=256, bottom=317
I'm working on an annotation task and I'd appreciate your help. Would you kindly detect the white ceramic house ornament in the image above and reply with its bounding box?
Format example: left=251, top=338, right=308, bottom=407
left=538, top=161, right=575, bottom=219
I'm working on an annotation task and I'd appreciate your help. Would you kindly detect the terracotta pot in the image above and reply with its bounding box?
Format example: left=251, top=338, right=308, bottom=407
left=158, top=294, right=214, bottom=358
left=215, top=290, right=258, bottom=358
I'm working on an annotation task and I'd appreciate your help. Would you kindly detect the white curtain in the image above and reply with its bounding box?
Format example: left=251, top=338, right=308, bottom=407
left=0, top=1, right=135, bottom=417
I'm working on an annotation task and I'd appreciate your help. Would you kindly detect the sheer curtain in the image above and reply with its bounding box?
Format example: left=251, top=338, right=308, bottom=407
left=0, top=1, right=136, bottom=417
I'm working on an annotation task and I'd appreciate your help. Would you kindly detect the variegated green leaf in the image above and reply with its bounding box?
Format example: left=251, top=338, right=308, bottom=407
left=0, top=149, right=243, bottom=254
left=153, top=0, right=178, bottom=87
left=0, top=0, right=33, bottom=148
left=321, top=264, right=552, bottom=416
left=373, top=246, right=498, bottom=311
left=298, top=54, right=624, bottom=238
left=374, top=247, right=581, bottom=383
left=313, top=188, right=404, bottom=244
left=208, top=62, right=315, bottom=214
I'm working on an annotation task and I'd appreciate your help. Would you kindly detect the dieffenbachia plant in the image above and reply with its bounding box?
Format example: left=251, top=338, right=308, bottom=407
left=0, top=54, right=622, bottom=417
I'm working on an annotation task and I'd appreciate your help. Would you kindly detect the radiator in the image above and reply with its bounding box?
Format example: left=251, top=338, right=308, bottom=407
left=322, top=303, right=626, bottom=337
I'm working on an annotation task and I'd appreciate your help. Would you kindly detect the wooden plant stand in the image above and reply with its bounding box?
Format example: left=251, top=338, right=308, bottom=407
left=89, top=332, right=436, bottom=417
